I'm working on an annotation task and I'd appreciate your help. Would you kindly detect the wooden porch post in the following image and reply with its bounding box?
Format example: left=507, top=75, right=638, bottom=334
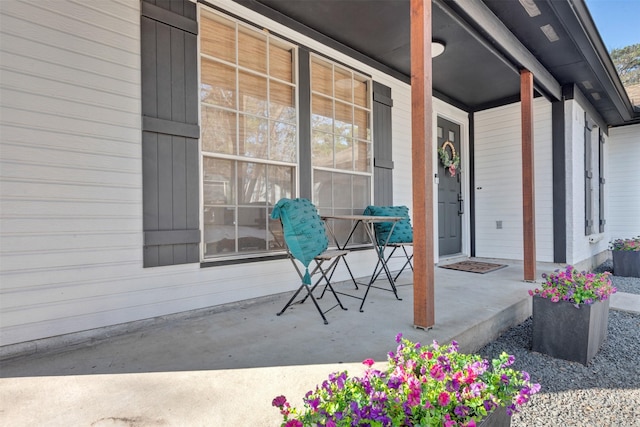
left=521, top=69, right=536, bottom=281
left=410, top=0, right=435, bottom=328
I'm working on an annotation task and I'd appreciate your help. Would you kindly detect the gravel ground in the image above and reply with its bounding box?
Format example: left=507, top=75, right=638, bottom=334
left=594, top=259, right=640, bottom=294
left=478, top=272, right=640, bottom=427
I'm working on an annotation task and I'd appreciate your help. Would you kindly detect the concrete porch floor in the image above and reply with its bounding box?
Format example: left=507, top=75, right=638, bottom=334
left=1, top=258, right=638, bottom=426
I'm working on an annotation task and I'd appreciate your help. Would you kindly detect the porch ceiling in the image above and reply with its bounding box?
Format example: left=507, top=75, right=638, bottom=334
left=233, top=0, right=639, bottom=127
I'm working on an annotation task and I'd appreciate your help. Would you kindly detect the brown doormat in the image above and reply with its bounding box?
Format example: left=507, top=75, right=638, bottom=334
left=439, top=261, right=507, bottom=274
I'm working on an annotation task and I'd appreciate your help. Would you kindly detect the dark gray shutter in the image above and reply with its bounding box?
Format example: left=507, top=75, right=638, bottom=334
left=141, top=0, right=200, bottom=267
left=598, top=130, right=606, bottom=233
left=373, top=81, right=393, bottom=205
left=584, top=113, right=593, bottom=236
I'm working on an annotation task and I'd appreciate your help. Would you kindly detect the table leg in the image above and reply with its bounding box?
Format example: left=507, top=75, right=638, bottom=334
left=358, top=221, right=402, bottom=312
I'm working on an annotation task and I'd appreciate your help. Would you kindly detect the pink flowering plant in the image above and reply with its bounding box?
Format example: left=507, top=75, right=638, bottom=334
left=272, top=334, right=540, bottom=426
left=528, top=265, right=616, bottom=307
left=609, top=236, right=640, bottom=251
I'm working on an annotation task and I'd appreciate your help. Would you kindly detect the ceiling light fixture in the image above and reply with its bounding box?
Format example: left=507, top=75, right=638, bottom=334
left=519, top=0, right=541, bottom=17
left=432, top=41, right=445, bottom=58
left=540, top=24, right=559, bottom=42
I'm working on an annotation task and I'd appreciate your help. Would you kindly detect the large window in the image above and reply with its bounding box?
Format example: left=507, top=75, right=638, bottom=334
left=310, top=55, right=372, bottom=242
left=198, top=9, right=374, bottom=260
left=200, top=10, right=297, bottom=258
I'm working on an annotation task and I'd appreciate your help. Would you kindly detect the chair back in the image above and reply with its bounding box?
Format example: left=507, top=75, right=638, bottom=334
left=363, top=205, right=413, bottom=245
left=271, top=198, right=328, bottom=284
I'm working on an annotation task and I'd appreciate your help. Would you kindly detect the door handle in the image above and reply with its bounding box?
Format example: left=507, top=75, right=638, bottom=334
left=458, top=194, right=464, bottom=215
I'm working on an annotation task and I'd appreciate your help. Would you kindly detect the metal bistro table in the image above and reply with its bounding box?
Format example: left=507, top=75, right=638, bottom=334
left=321, top=214, right=405, bottom=312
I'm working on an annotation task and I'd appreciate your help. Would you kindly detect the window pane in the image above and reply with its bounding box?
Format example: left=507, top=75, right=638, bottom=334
left=270, top=80, right=295, bottom=122
left=238, top=162, right=266, bottom=204
left=311, top=59, right=332, bottom=96
left=312, top=131, right=333, bottom=167
left=204, top=206, right=236, bottom=256
left=203, top=157, right=236, bottom=256
left=333, top=173, right=352, bottom=209
left=334, top=68, right=352, bottom=102
left=239, top=71, right=267, bottom=116
left=267, top=165, right=294, bottom=205
left=201, top=59, right=236, bottom=108
left=239, top=114, right=268, bottom=159
left=352, top=175, right=371, bottom=209
left=335, top=101, right=353, bottom=138
left=238, top=26, right=267, bottom=73
left=270, top=121, right=296, bottom=162
left=201, top=11, right=235, bottom=63
left=335, top=136, right=353, bottom=171
left=353, top=76, right=369, bottom=108
left=354, top=141, right=371, bottom=172
left=201, top=106, right=236, bottom=155
left=354, top=107, right=370, bottom=141
left=237, top=206, right=269, bottom=252
left=203, top=157, right=235, bottom=205
left=270, top=42, right=293, bottom=83
left=314, top=170, right=333, bottom=210
left=352, top=175, right=371, bottom=244
left=312, top=95, right=333, bottom=131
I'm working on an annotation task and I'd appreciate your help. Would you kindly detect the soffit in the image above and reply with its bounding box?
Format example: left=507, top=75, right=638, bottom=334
left=232, top=0, right=638, bottom=126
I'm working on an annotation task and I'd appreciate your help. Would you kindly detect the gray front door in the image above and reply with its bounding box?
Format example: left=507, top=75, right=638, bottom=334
left=437, top=117, right=462, bottom=256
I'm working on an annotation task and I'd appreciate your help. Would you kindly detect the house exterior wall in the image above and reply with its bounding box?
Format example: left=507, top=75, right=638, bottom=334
left=608, top=124, right=640, bottom=239
left=473, top=98, right=554, bottom=262
left=0, top=0, right=422, bottom=347
left=564, top=99, right=609, bottom=268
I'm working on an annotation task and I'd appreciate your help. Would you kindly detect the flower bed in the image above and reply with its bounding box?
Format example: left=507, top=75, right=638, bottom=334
left=528, top=265, right=616, bottom=306
left=273, top=334, right=540, bottom=426
left=610, top=236, right=640, bottom=278
left=528, top=265, right=617, bottom=365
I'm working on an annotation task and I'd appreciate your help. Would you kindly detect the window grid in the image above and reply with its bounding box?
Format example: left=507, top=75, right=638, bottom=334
left=199, top=8, right=298, bottom=260
left=310, top=54, right=373, bottom=220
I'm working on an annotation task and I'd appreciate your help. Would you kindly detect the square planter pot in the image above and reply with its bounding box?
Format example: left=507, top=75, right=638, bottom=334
left=612, top=250, right=640, bottom=278
left=532, top=295, right=609, bottom=365
left=479, top=405, right=510, bottom=427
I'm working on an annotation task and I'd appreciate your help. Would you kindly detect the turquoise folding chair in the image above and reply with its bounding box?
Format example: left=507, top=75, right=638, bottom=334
left=363, top=205, right=414, bottom=283
left=271, top=198, right=348, bottom=324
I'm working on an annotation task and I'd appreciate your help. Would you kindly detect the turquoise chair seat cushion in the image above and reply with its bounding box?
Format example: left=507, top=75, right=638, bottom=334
left=271, top=198, right=329, bottom=283
left=363, top=205, right=413, bottom=245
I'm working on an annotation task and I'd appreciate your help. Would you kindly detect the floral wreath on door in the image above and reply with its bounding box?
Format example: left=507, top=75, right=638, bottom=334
left=438, top=141, right=460, bottom=177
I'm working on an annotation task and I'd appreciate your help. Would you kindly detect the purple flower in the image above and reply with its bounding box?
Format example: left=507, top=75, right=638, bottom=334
left=271, top=395, right=287, bottom=407
left=500, top=354, right=515, bottom=368
left=469, top=381, right=486, bottom=397
left=483, top=399, right=496, bottom=412
left=430, top=364, right=445, bottom=381
left=454, top=405, right=470, bottom=417
left=446, top=378, right=461, bottom=392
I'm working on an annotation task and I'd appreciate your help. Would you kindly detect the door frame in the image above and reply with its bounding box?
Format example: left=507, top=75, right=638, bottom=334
left=433, top=100, right=470, bottom=262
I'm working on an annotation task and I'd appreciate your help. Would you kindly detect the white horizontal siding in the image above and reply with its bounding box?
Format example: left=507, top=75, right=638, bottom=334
left=474, top=98, right=553, bottom=262
left=0, top=0, right=417, bottom=346
left=0, top=0, right=146, bottom=345
left=608, top=124, right=640, bottom=239
left=564, top=100, right=610, bottom=266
